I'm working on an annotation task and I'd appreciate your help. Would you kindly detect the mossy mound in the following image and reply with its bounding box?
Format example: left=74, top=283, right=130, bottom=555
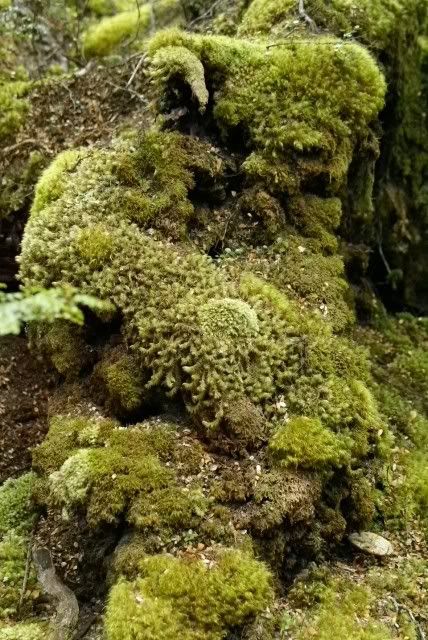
left=106, top=548, right=273, bottom=640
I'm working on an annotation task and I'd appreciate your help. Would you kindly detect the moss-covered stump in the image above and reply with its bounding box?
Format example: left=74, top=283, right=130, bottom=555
left=10, top=0, right=428, bottom=638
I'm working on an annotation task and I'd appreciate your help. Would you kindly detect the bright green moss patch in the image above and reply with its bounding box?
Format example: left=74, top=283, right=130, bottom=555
left=0, top=77, right=30, bottom=143
left=0, top=474, right=35, bottom=537
left=76, top=225, right=114, bottom=269
left=31, top=149, right=87, bottom=217
left=32, top=414, right=118, bottom=473
left=269, top=416, right=350, bottom=469
left=105, top=549, right=273, bottom=640
left=149, top=30, right=385, bottom=186
left=83, top=0, right=183, bottom=58
left=0, top=623, right=48, bottom=640
left=152, top=45, right=209, bottom=110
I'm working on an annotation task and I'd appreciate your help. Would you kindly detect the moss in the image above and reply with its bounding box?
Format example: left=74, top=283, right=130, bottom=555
left=0, top=474, right=35, bottom=537
left=96, top=350, right=145, bottom=413
left=151, top=46, right=209, bottom=111
left=32, top=414, right=118, bottom=474
left=30, top=320, right=91, bottom=379
left=87, top=0, right=136, bottom=16
left=287, top=196, right=342, bottom=254
left=250, top=469, right=319, bottom=533
left=290, top=571, right=393, bottom=640
left=75, top=225, right=115, bottom=269
left=128, top=485, right=208, bottom=532
left=149, top=30, right=385, bottom=188
left=31, top=149, right=87, bottom=217
left=0, top=623, right=49, bottom=640
left=269, top=416, right=350, bottom=469
left=105, top=548, right=273, bottom=640
left=0, top=151, right=46, bottom=222
left=0, top=533, right=38, bottom=621
left=83, top=0, right=183, bottom=58
left=0, top=78, right=30, bottom=143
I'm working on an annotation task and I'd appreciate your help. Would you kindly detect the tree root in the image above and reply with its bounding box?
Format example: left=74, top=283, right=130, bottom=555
left=32, top=547, right=79, bottom=640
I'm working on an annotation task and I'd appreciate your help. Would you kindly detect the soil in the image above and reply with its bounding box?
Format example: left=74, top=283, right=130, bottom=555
left=0, top=335, right=55, bottom=483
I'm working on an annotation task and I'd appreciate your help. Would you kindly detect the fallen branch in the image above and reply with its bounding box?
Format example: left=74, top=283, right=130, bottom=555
left=389, top=596, right=426, bottom=640
left=33, top=547, right=79, bottom=640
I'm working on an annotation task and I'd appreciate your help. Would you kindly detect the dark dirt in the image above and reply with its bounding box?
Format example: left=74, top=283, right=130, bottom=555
left=0, top=335, right=55, bottom=483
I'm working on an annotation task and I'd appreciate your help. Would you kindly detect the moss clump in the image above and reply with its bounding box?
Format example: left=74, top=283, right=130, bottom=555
left=269, top=416, right=350, bottom=469
left=0, top=623, right=48, bottom=640
left=0, top=151, right=46, bottom=222
left=30, top=320, right=91, bottom=379
left=32, top=415, right=118, bottom=473
left=0, top=77, right=30, bottom=143
left=128, top=485, right=208, bottom=532
left=76, top=225, right=115, bottom=269
left=31, top=149, right=87, bottom=216
left=95, top=349, right=145, bottom=413
left=38, top=415, right=208, bottom=531
left=83, top=0, right=183, bottom=58
left=0, top=474, right=35, bottom=537
left=149, top=29, right=385, bottom=189
left=0, top=533, right=38, bottom=621
left=292, top=575, right=393, bottom=640
left=105, top=549, right=273, bottom=640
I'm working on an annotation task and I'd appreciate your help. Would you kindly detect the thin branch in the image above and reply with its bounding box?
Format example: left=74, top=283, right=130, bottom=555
left=17, top=531, right=33, bottom=616
left=389, top=596, right=426, bottom=640
left=188, top=0, right=223, bottom=27
left=126, top=53, right=147, bottom=88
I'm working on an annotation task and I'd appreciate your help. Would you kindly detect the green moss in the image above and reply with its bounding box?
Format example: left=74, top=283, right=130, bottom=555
left=128, top=485, right=208, bottom=532
left=0, top=474, right=35, bottom=537
left=0, top=151, right=46, bottom=222
left=0, top=623, right=49, bottom=640
left=30, top=320, right=91, bottom=378
left=96, top=350, right=145, bottom=413
left=87, top=0, right=135, bottom=16
left=149, top=30, right=385, bottom=188
left=269, top=416, right=350, bottom=469
left=0, top=78, right=30, bottom=143
left=32, top=414, right=118, bottom=473
left=31, top=149, right=87, bottom=216
left=0, top=533, right=38, bottom=621
left=76, top=225, right=114, bottom=269
left=105, top=549, right=273, bottom=640
left=83, top=0, right=183, bottom=58
left=151, top=45, right=209, bottom=111
left=288, top=569, right=393, bottom=640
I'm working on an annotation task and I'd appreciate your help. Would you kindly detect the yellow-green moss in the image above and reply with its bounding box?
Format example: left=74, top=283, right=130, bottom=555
left=30, top=320, right=91, bottom=378
left=32, top=414, right=118, bottom=474
left=149, top=30, right=385, bottom=187
left=83, top=0, right=183, bottom=58
left=76, top=225, right=114, bottom=269
left=87, top=0, right=135, bottom=16
left=0, top=622, right=49, bottom=640
left=31, top=149, right=87, bottom=217
left=0, top=78, right=30, bottom=143
left=0, top=533, right=38, bottom=621
left=269, top=416, right=350, bottom=469
left=0, top=474, right=35, bottom=537
left=105, top=549, right=273, bottom=640
left=96, top=351, right=145, bottom=413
